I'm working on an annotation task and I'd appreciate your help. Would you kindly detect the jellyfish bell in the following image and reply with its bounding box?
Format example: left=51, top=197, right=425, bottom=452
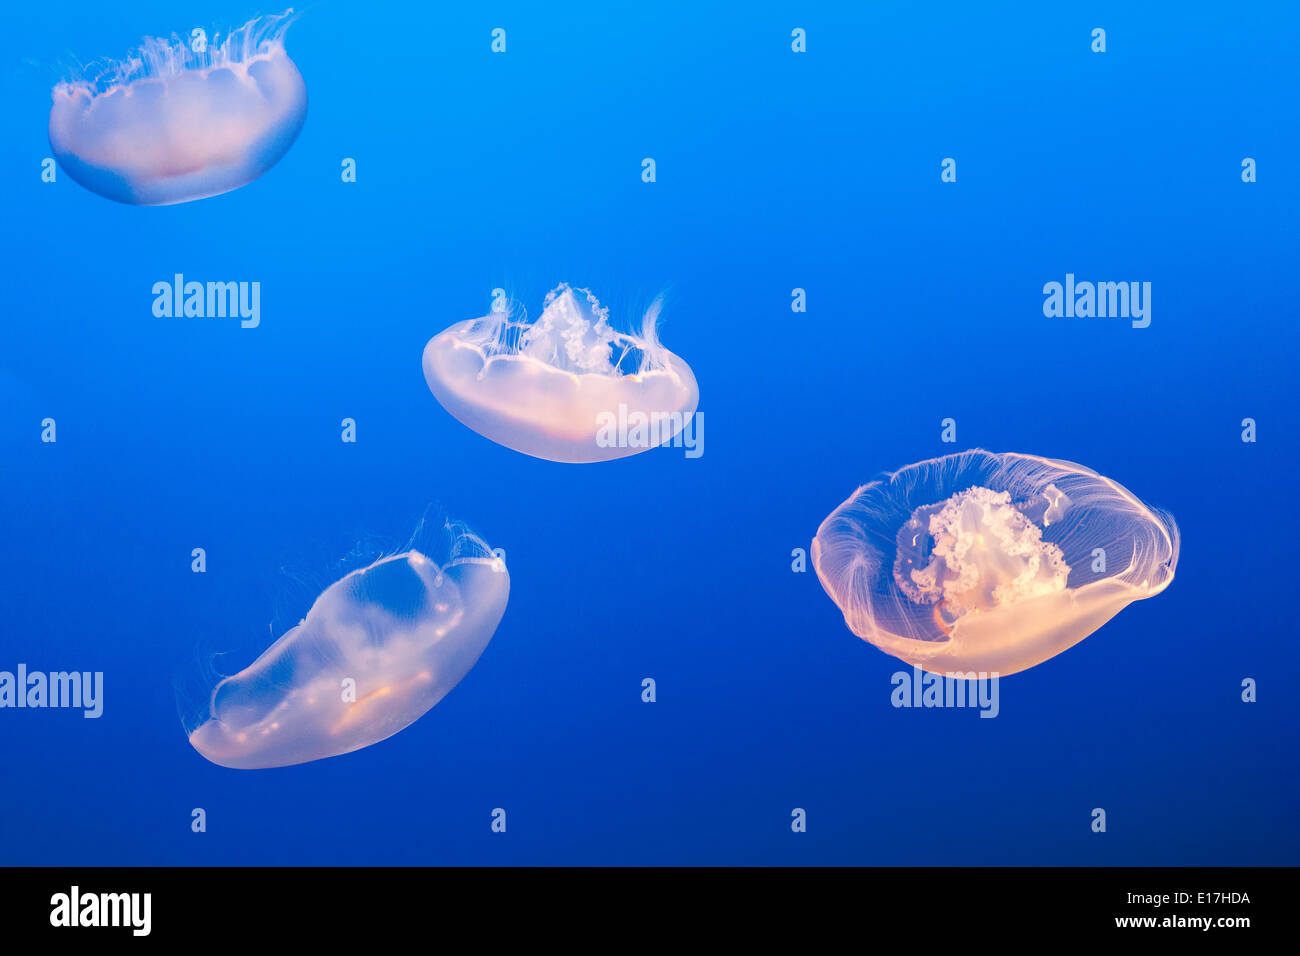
left=812, top=450, right=1179, bottom=677
left=188, top=533, right=509, bottom=770
left=48, top=11, right=306, bottom=206
left=423, top=284, right=699, bottom=463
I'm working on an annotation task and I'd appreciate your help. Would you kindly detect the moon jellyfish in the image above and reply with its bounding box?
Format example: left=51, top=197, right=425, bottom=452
left=189, top=531, right=508, bottom=769
left=423, top=284, right=699, bottom=463
left=812, top=450, right=1178, bottom=676
left=48, top=11, right=306, bottom=206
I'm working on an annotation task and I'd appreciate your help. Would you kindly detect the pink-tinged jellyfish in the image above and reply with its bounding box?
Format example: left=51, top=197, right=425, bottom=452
left=48, top=11, right=306, bottom=206
left=189, top=531, right=508, bottom=769
left=812, top=450, right=1179, bottom=676
left=423, top=284, right=699, bottom=463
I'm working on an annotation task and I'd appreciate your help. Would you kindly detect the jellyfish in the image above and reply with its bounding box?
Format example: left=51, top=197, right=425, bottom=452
left=811, top=450, right=1179, bottom=676
left=188, top=531, right=509, bottom=769
left=48, top=11, right=306, bottom=206
left=423, top=284, right=699, bottom=463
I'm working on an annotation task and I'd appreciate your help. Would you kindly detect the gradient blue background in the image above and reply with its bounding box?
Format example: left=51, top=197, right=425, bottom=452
left=0, top=0, right=1296, bottom=865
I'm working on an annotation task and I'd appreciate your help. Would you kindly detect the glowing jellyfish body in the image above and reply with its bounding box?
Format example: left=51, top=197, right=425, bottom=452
left=812, top=450, right=1179, bottom=676
left=189, top=537, right=509, bottom=770
left=423, top=284, right=699, bottom=463
left=48, top=12, right=306, bottom=206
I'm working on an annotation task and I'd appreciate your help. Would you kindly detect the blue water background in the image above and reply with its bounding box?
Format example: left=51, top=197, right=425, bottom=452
left=0, top=0, right=1296, bottom=864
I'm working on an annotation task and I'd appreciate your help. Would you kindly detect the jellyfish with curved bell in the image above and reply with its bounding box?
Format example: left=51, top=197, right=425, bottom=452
left=423, top=284, right=699, bottom=463
left=812, top=450, right=1179, bottom=676
left=188, top=529, right=509, bottom=770
left=48, top=11, right=307, bottom=205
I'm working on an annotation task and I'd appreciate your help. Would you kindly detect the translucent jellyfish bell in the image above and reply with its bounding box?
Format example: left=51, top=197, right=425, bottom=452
left=48, top=11, right=306, bottom=205
left=423, top=284, right=699, bottom=463
left=812, top=450, right=1179, bottom=676
left=189, top=531, right=509, bottom=770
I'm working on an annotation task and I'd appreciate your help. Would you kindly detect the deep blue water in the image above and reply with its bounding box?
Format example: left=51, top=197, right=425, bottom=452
left=1, top=0, right=1296, bottom=865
